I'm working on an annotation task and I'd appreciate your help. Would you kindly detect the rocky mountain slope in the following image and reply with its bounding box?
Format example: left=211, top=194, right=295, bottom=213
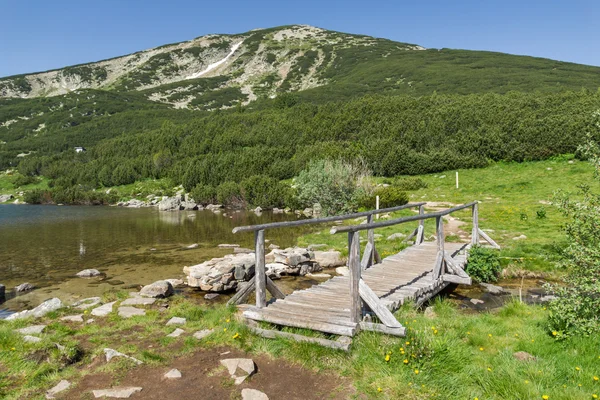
left=0, top=25, right=424, bottom=109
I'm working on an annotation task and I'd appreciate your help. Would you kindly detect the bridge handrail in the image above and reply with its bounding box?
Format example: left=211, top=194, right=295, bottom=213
left=232, top=202, right=426, bottom=233
left=330, top=202, right=478, bottom=234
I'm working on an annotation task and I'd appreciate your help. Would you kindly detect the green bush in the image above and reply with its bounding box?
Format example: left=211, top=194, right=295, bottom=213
left=368, top=186, right=409, bottom=209
left=240, top=175, right=286, bottom=209
left=23, top=189, right=46, bottom=204
left=11, top=174, right=37, bottom=187
left=465, top=246, right=502, bottom=283
left=393, top=177, right=428, bottom=191
left=190, top=184, right=217, bottom=206
left=216, top=181, right=245, bottom=208
left=294, top=159, right=371, bottom=216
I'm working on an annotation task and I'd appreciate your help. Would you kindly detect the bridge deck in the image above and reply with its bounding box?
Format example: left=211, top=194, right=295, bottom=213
left=242, top=241, right=469, bottom=337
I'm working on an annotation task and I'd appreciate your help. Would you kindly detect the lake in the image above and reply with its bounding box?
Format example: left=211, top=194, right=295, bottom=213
left=0, top=205, right=308, bottom=314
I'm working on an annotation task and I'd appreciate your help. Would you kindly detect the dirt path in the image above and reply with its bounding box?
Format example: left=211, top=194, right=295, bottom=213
left=425, top=202, right=470, bottom=242
left=63, top=346, right=352, bottom=400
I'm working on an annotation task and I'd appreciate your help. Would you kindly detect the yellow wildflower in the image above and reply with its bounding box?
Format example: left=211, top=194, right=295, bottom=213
left=487, top=367, right=492, bottom=372
left=11, top=347, right=15, bottom=351
left=385, top=354, right=390, bottom=362
left=232, top=333, right=240, bottom=339
left=226, top=319, right=230, bottom=323
left=542, top=396, right=549, bottom=400
left=414, top=369, right=419, bottom=374
left=488, top=334, right=492, bottom=337
left=479, top=347, right=484, bottom=351
left=525, top=380, right=529, bottom=384
left=377, top=387, right=382, bottom=393
left=552, top=331, right=557, bottom=336
left=406, top=341, right=410, bottom=345
left=593, top=395, right=598, bottom=399
left=223, top=328, right=227, bottom=332
left=576, top=367, right=581, bottom=371
left=403, top=359, right=409, bottom=364
left=594, top=376, right=599, bottom=381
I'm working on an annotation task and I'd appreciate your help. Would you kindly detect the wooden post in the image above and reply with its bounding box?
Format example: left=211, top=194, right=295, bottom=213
left=348, top=231, right=362, bottom=324
left=434, top=216, right=445, bottom=279
left=255, top=229, right=266, bottom=308
left=456, top=171, right=459, bottom=189
left=375, top=196, right=380, bottom=219
left=471, top=203, right=479, bottom=246
left=366, top=214, right=375, bottom=269
left=416, top=204, right=425, bottom=244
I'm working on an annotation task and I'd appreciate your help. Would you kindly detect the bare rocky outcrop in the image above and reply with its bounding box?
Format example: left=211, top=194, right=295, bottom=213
left=6, top=298, right=62, bottom=320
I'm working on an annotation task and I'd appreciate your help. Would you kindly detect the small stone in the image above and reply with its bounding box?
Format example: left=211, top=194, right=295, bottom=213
left=120, top=297, right=156, bottom=306
left=479, top=283, right=508, bottom=295
left=73, top=297, right=102, bottom=310
left=23, top=335, right=42, bottom=343
left=104, top=348, right=143, bottom=365
left=86, top=319, right=95, bottom=324
left=167, top=328, right=185, bottom=338
left=193, top=329, right=214, bottom=340
left=218, top=244, right=240, bottom=248
left=241, top=388, right=269, bottom=400
left=91, top=301, right=116, bottom=317
left=233, top=247, right=253, bottom=254
left=204, top=293, right=220, bottom=300
left=164, top=368, right=182, bottom=379
left=513, top=351, right=536, bottom=361
left=512, top=234, right=527, bottom=241
left=140, top=280, right=174, bottom=298
left=424, top=306, right=436, bottom=318
left=92, top=387, right=142, bottom=398
left=335, top=267, right=349, bottom=276
left=46, top=380, right=71, bottom=399
left=76, top=269, right=102, bottom=277
left=185, top=243, right=199, bottom=249
left=60, top=314, right=84, bottom=322
left=16, top=324, right=46, bottom=335
left=117, top=306, right=146, bottom=318
left=470, top=298, right=485, bottom=305
left=220, top=358, right=256, bottom=385
left=165, top=278, right=184, bottom=287
left=166, top=317, right=186, bottom=325
left=15, top=282, right=35, bottom=293
left=387, top=233, right=406, bottom=241
left=268, top=244, right=280, bottom=250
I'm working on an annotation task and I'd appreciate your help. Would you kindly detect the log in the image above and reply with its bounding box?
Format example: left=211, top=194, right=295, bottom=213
left=248, top=326, right=352, bottom=351
left=478, top=228, right=501, bottom=249
left=444, top=252, right=469, bottom=278
left=227, top=280, right=256, bottom=305
left=243, top=309, right=356, bottom=336
left=359, top=321, right=406, bottom=337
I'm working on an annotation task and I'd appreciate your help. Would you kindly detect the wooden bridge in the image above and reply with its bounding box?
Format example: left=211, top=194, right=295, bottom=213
left=229, top=202, right=499, bottom=346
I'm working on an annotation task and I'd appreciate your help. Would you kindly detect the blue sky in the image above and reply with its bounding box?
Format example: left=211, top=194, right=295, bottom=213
left=0, top=0, right=598, bottom=77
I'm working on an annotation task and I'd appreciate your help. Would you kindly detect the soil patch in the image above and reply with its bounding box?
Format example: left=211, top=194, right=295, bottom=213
left=63, top=346, right=351, bottom=399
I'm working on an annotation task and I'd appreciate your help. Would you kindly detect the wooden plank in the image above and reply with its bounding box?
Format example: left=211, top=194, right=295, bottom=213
left=471, top=203, right=479, bottom=246
left=266, top=276, right=285, bottom=299
left=442, top=274, right=472, bottom=285
left=360, top=322, right=406, bottom=337
left=361, top=241, right=373, bottom=271
left=359, top=279, right=403, bottom=328
left=444, top=252, right=469, bottom=278
left=249, top=307, right=356, bottom=327
left=478, top=228, right=501, bottom=249
left=433, top=250, right=444, bottom=280
left=348, top=231, right=362, bottom=324
left=404, top=227, right=418, bottom=243
left=227, top=279, right=255, bottom=305
left=243, top=310, right=356, bottom=336
left=416, top=204, right=425, bottom=244
left=255, top=229, right=266, bottom=308
left=248, top=326, right=351, bottom=351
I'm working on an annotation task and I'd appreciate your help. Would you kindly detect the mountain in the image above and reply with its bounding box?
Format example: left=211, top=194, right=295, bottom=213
left=1, top=25, right=599, bottom=111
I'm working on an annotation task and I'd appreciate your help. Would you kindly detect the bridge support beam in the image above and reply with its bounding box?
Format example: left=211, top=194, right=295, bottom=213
left=348, top=231, right=362, bottom=324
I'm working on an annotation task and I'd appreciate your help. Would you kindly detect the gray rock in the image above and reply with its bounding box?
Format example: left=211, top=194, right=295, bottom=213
left=242, top=389, right=269, bottom=400
left=470, top=298, right=485, bottom=305
left=479, top=283, right=508, bottom=295
left=46, top=380, right=71, bottom=399
left=140, top=280, right=173, bottom=298
left=233, top=247, right=253, bottom=254
left=104, top=348, right=143, bottom=365
left=185, top=243, right=199, bottom=249
left=268, top=244, right=280, bottom=250
left=92, top=387, right=142, bottom=398
left=193, top=329, right=214, bottom=340
left=167, top=328, right=185, bottom=338
left=158, top=196, right=181, bottom=211
left=91, top=301, right=116, bottom=317
left=220, top=358, right=256, bottom=385
left=541, top=295, right=558, bottom=302
left=0, top=194, right=14, bottom=203
left=166, top=317, right=186, bottom=325
left=314, top=251, right=345, bottom=267
left=164, top=369, right=182, bottom=379
left=512, top=234, right=527, bottom=241
left=23, top=335, right=42, bottom=343
left=335, top=267, right=350, bottom=276
left=6, top=298, right=62, bottom=320
left=218, top=244, right=240, bottom=248
left=76, top=269, right=102, bottom=278
left=16, top=324, right=46, bottom=335
left=120, top=297, right=156, bottom=306
left=387, top=233, right=406, bottom=241
left=117, top=306, right=146, bottom=318
left=312, top=203, right=322, bottom=217
left=15, top=282, right=35, bottom=293
left=204, top=293, right=220, bottom=300
left=254, top=206, right=262, bottom=214
left=73, top=297, right=102, bottom=310
left=165, top=278, right=184, bottom=287
left=60, top=314, right=84, bottom=322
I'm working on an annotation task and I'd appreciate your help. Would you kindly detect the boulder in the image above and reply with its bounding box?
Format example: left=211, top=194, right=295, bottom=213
left=167, top=328, right=185, bottom=338
left=158, top=196, right=181, bottom=211
left=140, top=280, right=174, bottom=298
left=165, top=278, right=184, bottom=287
left=23, top=335, right=42, bottom=343
left=254, top=206, right=262, bottom=214
left=242, top=389, right=269, bottom=400
left=313, top=251, right=345, bottom=267
left=120, top=297, right=155, bottom=306
left=15, top=282, right=35, bottom=293
left=6, top=298, right=62, bottom=320
left=312, top=203, right=322, bottom=217
left=204, top=293, right=220, bottom=300
left=126, top=199, right=146, bottom=208
left=166, top=317, right=186, bottom=325
left=76, top=269, right=102, bottom=278
left=0, top=194, right=14, bottom=203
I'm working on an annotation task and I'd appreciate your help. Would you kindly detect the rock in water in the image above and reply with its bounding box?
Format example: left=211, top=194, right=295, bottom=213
left=6, top=298, right=62, bottom=320
left=76, top=269, right=102, bottom=277
left=0, top=194, right=14, bottom=203
left=15, top=282, right=35, bottom=293
left=242, top=388, right=269, bottom=400
left=204, top=293, right=220, bottom=300
left=140, top=280, right=174, bottom=298
left=45, top=380, right=71, bottom=399
left=479, top=283, right=508, bottom=295
left=158, top=196, right=182, bottom=211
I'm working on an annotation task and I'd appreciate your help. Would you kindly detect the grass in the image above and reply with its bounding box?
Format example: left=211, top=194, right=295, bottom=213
left=1, top=295, right=599, bottom=399
left=0, top=172, right=49, bottom=199
left=298, top=158, right=597, bottom=274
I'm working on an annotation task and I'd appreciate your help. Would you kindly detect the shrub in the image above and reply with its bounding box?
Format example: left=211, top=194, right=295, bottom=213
left=360, top=186, right=409, bottom=209
left=393, top=177, right=428, bottom=191
left=11, top=174, right=37, bottom=187
left=240, top=175, right=286, bottom=209
left=23, top=189, right=47, bottom=204
left=294, top=159, right=372, bottom=216
left=465, top=246, right=502, bottom=283
left=216, top=181, right=245, bottom=208
left=190, top=184, right=216, bottom=206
